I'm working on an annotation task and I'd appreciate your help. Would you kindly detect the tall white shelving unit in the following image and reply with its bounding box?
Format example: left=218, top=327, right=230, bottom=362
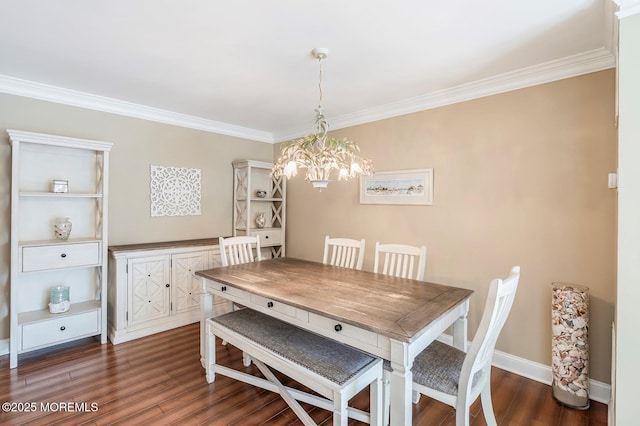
left=8, top=129, right=112, bottom=368
left=232, top=160, right=286, bottom=258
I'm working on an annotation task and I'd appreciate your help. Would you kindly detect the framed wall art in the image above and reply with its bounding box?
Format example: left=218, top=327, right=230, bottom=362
left=360, top=168, right=433, bottom=205
left=150, top=165, right=202, bottom=217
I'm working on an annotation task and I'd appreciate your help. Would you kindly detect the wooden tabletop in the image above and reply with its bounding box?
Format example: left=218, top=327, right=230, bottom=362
left=196, top=257, right=473, bottom=343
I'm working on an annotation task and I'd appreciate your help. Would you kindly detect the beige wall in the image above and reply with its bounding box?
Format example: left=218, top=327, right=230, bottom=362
left=0, top=70, right=617, bottom=384
left=281, top=70, right=617, bottom=383
left=0, top=93, right=273, bottom=338
left=615, top=11, right=640, bottom=423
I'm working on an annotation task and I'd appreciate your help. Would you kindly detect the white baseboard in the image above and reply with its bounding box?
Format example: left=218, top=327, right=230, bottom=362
left=0, top=334, right=610, bottom=404
left=437, top=334, right=611, bottom=405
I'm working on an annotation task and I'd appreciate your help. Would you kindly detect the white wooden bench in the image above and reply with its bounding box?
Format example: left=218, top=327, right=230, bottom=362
left=205, top=308, right=383, bottom=426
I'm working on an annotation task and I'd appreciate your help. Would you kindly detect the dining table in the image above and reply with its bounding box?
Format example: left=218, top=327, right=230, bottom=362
left=197, top=257, right=473, bottom=425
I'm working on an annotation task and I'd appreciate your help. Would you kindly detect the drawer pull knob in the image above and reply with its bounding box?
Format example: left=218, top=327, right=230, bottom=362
left=165, top=283, right=170, bottom=288
left=60, top=253, right=67, bottom=258
left=60, top=326, right=66, bottom=331
left=265, top=235, right=269, bottom=239
left=267, top=301, right=274, bottom=308
left=221, top=286, right=227, bottom=292
left=334, top=324, right=342, bottom=332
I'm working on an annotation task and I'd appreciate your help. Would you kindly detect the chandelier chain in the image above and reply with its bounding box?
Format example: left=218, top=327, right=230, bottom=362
left=318, top=55, right=323, bottom=107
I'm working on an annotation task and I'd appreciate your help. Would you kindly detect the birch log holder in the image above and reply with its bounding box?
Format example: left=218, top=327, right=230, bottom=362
left=551, top=283, right=590, bottom=409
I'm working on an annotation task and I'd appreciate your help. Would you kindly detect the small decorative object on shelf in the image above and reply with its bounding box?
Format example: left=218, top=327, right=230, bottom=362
left=54, top=217, right=73, bottom=240
left=551, top=282, right=590, bottom=409
left=255, top=212, right=266, bottom=229
left=51, top=179, right=69, bottom=193
left=233, top=160, right=286, bottom=258
left=49, top=285, right=71, bottom=313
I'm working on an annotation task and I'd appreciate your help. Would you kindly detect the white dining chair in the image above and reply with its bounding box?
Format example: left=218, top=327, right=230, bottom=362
left=373, top=242, right=427, bottom=281
left=322, top=236, right=365, bottom=270
left=400, top=266, right=520, bottom=426
left=375, top=242, right=427, bottom=423
left=218, top=235, right=262, bottom=366
left=219, top=235, right=262, bottom=266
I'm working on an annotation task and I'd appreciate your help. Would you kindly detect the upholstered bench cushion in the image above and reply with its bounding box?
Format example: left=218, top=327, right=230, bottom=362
left=211, top=309, right=378, bottom=386
left=411, top=340, right=481, bottom=395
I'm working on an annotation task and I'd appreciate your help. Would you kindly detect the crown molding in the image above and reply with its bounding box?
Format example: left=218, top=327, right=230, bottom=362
left=315, top=47, right=615, bottom=138
left=0, top=74, right=274, bottom=143
left=613, top=0, right=640, bottom=18
left=0, top=47, right=615, bottom=145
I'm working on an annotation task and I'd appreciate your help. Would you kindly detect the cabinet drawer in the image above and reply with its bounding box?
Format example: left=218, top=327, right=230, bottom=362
left=308, top=312, right=378, bottom=346
left=250, top=294, right=297, bottom=318
left=250, top=229, right=282, bottom=246
left=22, top=242, right=100, bottom=272
left=205, top=281, right=247, bottom=300
left=21, top=310, right=100, bottom=351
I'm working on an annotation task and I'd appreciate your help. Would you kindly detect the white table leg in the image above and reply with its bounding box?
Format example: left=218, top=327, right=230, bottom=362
left=205, top=320, right=216, bottom=383
left=200, top=283, right=213, bottom=367
left=452, top=299, right=470, bottom=351
left=389, top=340, right=412, bottom=426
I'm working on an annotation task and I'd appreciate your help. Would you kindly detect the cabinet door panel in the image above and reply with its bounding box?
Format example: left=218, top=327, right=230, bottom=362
left=127, top=255, right=171, bottom=326
left=171, top=251, right=207, bottom=314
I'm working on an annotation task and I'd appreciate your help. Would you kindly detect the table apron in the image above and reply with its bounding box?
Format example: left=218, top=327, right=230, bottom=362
left=202, top=280, right=390, bottom=359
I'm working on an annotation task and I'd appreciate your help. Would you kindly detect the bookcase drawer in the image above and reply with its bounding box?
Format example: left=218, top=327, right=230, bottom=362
left=250, top=229, right=282, bottom=246
left=21, top=310, right=100, bottom=351
left=22, top=242, right=100, bottom=272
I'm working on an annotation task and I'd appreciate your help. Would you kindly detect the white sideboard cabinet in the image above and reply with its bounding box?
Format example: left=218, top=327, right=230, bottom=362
left=107, top=238, right=230, bottom=344
left=232, top=160, right=286, bottom=258
left=8, top=129, right=113, bottom=369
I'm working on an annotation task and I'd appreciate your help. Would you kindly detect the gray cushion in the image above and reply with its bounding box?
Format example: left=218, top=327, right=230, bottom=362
left=411, top=340, right=482, bottom=396
left=211, top=309, right=379, bottom=386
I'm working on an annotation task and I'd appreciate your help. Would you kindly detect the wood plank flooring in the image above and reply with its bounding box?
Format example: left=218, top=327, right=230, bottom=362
left=0, top=323, right=608, bottom=425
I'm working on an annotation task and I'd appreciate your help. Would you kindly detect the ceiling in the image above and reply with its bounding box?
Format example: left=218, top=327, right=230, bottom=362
left=0, top=1, right=617, bottom=143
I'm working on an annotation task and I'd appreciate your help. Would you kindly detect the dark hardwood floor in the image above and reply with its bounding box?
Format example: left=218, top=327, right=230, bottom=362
left=0, top=323, right=607, bottom=425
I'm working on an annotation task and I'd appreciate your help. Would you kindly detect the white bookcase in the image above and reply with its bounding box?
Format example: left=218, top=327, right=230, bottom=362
left=232, top=160, right=286, bottom=258
left=8, top=129, right=112, bottom=368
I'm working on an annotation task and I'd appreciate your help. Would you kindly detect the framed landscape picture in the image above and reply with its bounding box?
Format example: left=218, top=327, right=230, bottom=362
left=360, top=169, right=433, bottom=205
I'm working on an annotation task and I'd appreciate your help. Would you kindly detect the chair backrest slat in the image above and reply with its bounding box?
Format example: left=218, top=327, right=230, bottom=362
left=323, top=236, right=365, bottom=270
left=374, top=242, right=427, bottom=281
left=219, top=236, right=262, bottom=267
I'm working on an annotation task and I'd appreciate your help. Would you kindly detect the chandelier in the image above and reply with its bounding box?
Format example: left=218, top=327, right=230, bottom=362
left=271, top=48, right=374, bottom=190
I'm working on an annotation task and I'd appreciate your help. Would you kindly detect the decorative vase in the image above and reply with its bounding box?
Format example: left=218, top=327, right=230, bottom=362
left=551, top=283, right=590, bottom=409
left=49, top=285, right=71, bottom=313
left=54, top=217, right=73, bottom=240
left=255, top=212, right=266, bottom=229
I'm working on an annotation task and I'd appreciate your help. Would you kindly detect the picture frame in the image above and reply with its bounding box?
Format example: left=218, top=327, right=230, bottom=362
left=360, top=168, right=433, bottom=205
